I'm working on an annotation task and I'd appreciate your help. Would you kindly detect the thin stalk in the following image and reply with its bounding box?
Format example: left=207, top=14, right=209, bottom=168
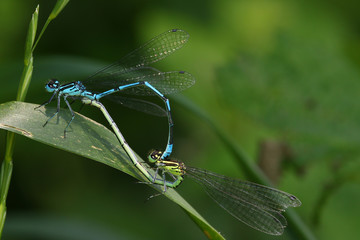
left=0, top=1, right=69, bottom=237
left=0, top=132, right=15, bottom=236
left=0, top=5, right=38, bottom=236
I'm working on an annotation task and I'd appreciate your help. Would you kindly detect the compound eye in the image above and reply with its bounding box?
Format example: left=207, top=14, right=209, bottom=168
left=45, top=79, right=59, bottom=92
left=150, top=152, right=158, bottom=160
left=48, top=79, right=59, bottom=88
left=148, top=150, right=162, bottom=163
left=154, top=150, right=163, bottom=159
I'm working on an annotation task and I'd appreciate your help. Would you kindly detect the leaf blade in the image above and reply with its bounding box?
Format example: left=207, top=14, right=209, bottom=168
left=0, top=101, right=224, bottom=240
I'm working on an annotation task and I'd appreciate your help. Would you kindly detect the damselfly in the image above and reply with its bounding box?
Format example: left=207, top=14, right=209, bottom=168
left=36, top=29, right=195, bottom=159
left=147, top=150, right=302, bottom=236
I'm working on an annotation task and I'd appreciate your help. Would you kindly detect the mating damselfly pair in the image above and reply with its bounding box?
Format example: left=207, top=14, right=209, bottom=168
left=37, top=29, right=301, bottom=236
left=36, top=29, right=194, bottom=160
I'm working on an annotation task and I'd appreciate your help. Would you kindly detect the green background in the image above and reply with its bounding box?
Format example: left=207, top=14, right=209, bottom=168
left=1, top=0, right=360, bottom=239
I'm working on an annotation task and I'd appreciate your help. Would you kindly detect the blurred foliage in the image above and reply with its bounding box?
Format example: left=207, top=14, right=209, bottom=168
left=1, top=0, right=360, bottom=239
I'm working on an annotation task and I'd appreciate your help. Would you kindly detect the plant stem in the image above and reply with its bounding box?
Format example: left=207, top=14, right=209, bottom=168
left=0, top=1, right=68, bottom=237
left=0, top=132, right=15, bottom=237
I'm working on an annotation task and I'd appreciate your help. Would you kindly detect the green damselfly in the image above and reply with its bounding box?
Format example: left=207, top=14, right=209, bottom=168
left=148, top=150, right=301, bottom=236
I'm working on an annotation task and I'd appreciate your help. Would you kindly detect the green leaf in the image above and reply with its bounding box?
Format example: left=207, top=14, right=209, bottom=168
left=24, top=5, right=38, bottom=65
left=49, top=0, right=70, bottom=20
left=17, top=57, right=33, bottom=102
left=0, top=101, right=224, bottom=240
left=18, top=5, right=38, bottom=101
left=32, top=0, right=70, bottom=52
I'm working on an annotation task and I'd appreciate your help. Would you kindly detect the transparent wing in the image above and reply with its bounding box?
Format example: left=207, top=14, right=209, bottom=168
left=107, top=96, right=167, bottom=117
left=83, top=29, right=189, bottom=89
left=186, top=167, right=301, bottom=235
left=84, top=66, right=195, bottom=96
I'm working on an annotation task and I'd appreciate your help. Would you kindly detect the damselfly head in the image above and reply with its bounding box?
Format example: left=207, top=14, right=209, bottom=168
left=45, top=79, right=60, bottom=92
left=148, top=149, right=162, bottom=163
